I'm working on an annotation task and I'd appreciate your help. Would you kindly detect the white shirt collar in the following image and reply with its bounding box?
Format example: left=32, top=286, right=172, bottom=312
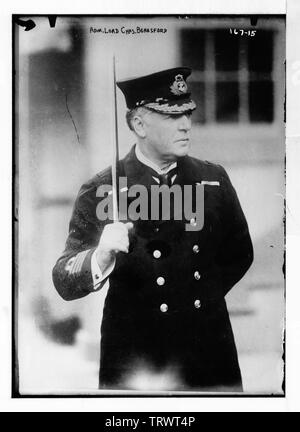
left=135, top=144, right=177, bottom=175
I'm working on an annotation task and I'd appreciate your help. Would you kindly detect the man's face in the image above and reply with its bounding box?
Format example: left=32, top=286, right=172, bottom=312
left=142, top=110, right=192, bottom=162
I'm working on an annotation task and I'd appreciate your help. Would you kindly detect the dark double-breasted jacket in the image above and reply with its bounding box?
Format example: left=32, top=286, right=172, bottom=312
left=52, top=145, right=253, bottom=391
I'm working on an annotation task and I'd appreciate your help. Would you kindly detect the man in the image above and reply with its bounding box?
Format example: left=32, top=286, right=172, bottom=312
left=52, top=67, right=253, bottom=392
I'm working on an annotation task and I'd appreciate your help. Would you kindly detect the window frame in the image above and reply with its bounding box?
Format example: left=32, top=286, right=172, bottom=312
left=177, top=18, right=285, bottom=135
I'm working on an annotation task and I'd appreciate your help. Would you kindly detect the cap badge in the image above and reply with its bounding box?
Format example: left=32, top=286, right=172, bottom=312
left=170, top=74, right=188, bottom=95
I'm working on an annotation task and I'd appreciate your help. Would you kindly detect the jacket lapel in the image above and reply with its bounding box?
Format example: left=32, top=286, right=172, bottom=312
left=121, top=145, right=155, bottom=190
left=175, top=155, right=203, bottom=187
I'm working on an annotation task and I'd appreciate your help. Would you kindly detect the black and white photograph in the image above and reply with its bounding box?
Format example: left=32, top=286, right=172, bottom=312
left=14, top=13, right=285, bottom=396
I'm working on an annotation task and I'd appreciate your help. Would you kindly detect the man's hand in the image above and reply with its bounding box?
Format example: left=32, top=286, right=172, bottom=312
left=96, top=222, right=133, bottom=273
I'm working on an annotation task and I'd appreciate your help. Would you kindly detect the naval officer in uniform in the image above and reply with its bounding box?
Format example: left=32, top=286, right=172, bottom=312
left=52, top=67, right=253, bottom=391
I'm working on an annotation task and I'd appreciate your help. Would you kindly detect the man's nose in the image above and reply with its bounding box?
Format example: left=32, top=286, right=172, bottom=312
left=178, top=115, right=192, bottom=131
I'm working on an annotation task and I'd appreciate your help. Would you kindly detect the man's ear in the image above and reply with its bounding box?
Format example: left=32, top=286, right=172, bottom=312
left=131, top=115, right=147, bottom=138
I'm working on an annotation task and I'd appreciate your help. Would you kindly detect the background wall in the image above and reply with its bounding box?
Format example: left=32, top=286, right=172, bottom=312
left=16, top=15, right=285, bottom=393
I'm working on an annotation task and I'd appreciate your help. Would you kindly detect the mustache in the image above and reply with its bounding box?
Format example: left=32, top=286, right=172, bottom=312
left=174, top=137, right=190, bottom=142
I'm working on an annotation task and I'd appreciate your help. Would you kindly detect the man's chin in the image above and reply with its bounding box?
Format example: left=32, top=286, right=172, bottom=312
left=175, top=145, right=190, bottom=157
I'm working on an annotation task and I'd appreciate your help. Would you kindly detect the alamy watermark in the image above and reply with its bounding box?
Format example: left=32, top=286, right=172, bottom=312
left=96, top=177, right=204, bottom=231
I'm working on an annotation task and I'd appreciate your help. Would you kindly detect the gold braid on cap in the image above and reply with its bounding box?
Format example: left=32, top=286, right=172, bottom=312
left=144, top=100, right=196, bottom=113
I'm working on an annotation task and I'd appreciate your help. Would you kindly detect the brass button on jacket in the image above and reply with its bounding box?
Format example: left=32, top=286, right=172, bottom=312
left=156, top=276, right=165, bottom=286
left=153, top=250, right=162, bottom=259
left=160, top=303, right=168, bottom=313
left=190, top=218, right=197, bottom=227
left=192, top=244, right=200, bottom=254
left=194, top=299, right=201, bottom=309
left=194, top=271, right=201, bottom=280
